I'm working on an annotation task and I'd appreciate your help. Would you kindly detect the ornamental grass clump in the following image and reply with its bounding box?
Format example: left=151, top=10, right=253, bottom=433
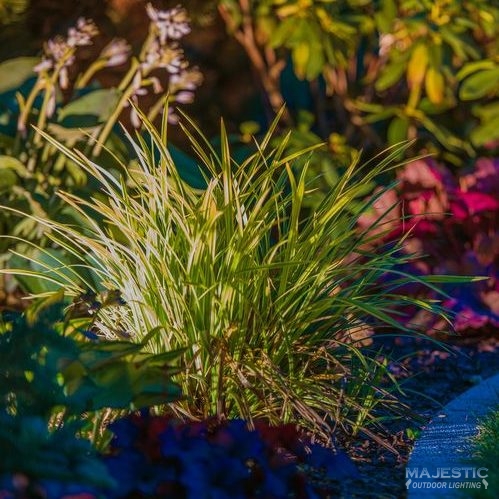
left=2, top=109, right=456, bottom=440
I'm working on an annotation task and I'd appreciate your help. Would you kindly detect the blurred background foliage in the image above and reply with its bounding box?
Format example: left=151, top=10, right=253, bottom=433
left=0, top=0, right=497, bottom=327
left=2, top=0, right=498, bottom=159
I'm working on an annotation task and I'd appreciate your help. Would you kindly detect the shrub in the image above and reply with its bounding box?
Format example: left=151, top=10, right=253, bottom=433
left=1, top=107, right=463, bottom=440
left=218, top=0, right=499, bottom=161
left=0, top=299, right=183, bottom=495
left=359, top=156, right=498, bottom=334
left=0, top=305, right=114, bottom=494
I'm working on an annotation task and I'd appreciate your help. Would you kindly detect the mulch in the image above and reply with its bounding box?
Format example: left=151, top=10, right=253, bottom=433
left=340, top=333, right=499, bottom=498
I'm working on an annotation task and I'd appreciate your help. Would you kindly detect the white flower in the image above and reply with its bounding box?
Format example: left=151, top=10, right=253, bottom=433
left=46, top=38, right=69, bottom=62
left=33, top=58, right=53, bottom=73
left=379, top=33, right=395, bottom=58
left=67, top=18, right=98, bottom=47
left=169, top=67, right=203, bottom=93
left=59, top=66, right=69, bottom=89
left=142, top=39, right=184, bottom=74
left=100, top=38, right=131, bottom=67
left=46, top=87, right=56, bottom=117
left=33, top=18, right=97, bottom=88
left=174, top=90, right=194, bottom=103
left=167, top=107, right=179, bottom=124
left=146, top=3, right=191, bottom=44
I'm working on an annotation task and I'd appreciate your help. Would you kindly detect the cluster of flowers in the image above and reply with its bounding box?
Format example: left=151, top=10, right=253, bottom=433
left=33, top=17, right=100, bottom=90
left=0, top=415, right=358, bottom=499
left=128, top=3, right=202, bottom=126
left=21, top=3, right=201, bottom=134
left=360, top=157, right=499, bottom=333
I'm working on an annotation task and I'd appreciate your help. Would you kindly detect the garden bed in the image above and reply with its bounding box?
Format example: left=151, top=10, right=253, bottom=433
left=346, top=334, right=499, bottom=498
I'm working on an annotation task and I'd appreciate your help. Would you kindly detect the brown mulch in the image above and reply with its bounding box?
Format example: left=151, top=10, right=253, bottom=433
left=339, top=334, right=499, bottom=498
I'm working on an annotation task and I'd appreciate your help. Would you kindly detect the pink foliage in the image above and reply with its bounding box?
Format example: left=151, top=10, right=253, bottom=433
left=366, top=157, right=499, bottom=334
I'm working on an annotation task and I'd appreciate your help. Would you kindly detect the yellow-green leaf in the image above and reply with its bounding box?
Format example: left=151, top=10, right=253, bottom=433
left=425, top=67, right=445, bottom=104
left=459, top=67, right=499, bottom=101
left=407, top=44, right=429, bottom=88
left=292, top=43, right=310, bottom=80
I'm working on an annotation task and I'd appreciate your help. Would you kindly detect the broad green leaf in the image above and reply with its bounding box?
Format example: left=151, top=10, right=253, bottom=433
left=239, top=120, right=260, bottom=137
left=47, top=123, right=98, bottom=146
left=0, top=57, right=38, bottom=94
left=459, top=68, right=499, bottom=100
left=472, top=101, right=499, bottom=121
left=470, top=115, right=499, bottom=147
left=456, top=59, right=497, bottom=81
left=10, top=248, right=84, bottom=295
left=168, top=144, right=207, bottom=189
left=374, top=0, right=397, bottom=32
left=363, top=107, right=398, bottom=123
left=0, top=167, right=18, bottom=192
left=269, top=17, right=297, bottom=48
left=305, top=42, right=325, bottom=80
left=418, top=114, right=465, bottom=151
left=65, top=158, right=87, bottom=186
left=58, top=89, right=121, bottom=122
left=440, top=26, right=479, bottom=60
left=375, top=59, right=407, bottom=91
left=0, top=155, right=29, bottom=176
left=276, top=3, right=301, bottom=17
left=387, top=116, right=409, bottom=145
left=25, top=288, right=66, bottom=325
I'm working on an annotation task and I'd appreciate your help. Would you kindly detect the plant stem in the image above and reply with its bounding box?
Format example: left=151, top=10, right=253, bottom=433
left=218, top=0, right=291, bottom=126
left=75, top=59, right=108, bottom=88
left=92, top=58, right=140, bottom=156
left=17, top=78, right=43, bottom=140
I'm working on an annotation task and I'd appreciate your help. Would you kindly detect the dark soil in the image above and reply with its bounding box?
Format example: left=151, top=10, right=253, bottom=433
left=341, top=334, right=499, bottom=498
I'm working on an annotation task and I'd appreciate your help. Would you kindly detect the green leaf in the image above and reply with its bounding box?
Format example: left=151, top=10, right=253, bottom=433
left=0, top=167, right=18, bottom=193
left=374, top=0, right=397, bottom=32
left=425, top=67, right=445, bottom=105
left=0, top=155, right=29, bottom=176
left=472, top=101, right=499, bottom=121
left=58, top=89, right=121, bottom=122
left=305, top=42, right=325, bottom=80
left=47, top=122, right=98, bottom=146
left=269, top=17, right=297, bottom=48
left=292, top=42, right=310, bottom=80
left=239, top=120, right=260, bottom=136
left=470, top=115, right=499, bottom=147
left=25, top=288, right=66, bottom=325
left=375, top=59, right=407, bottom=91
left=459, top=68, right=499, bottom=100
left=456, top=59, right=497, bottom=81
left=387, top=116, right=409, bottom=145
left=363, top=106, right=398, bottom=123
left=168, top=144, right=207, bottom=189
left=407, top=43, right=428, bottom=87
left=0, top=57, right=38, bottom=94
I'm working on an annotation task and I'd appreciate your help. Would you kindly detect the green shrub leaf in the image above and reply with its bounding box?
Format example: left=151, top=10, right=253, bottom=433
left=58, top=89, right=121, bottom=123
left=459, top=67, right=499, bottom=100
left=0, top=57, right=38, bottom=93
